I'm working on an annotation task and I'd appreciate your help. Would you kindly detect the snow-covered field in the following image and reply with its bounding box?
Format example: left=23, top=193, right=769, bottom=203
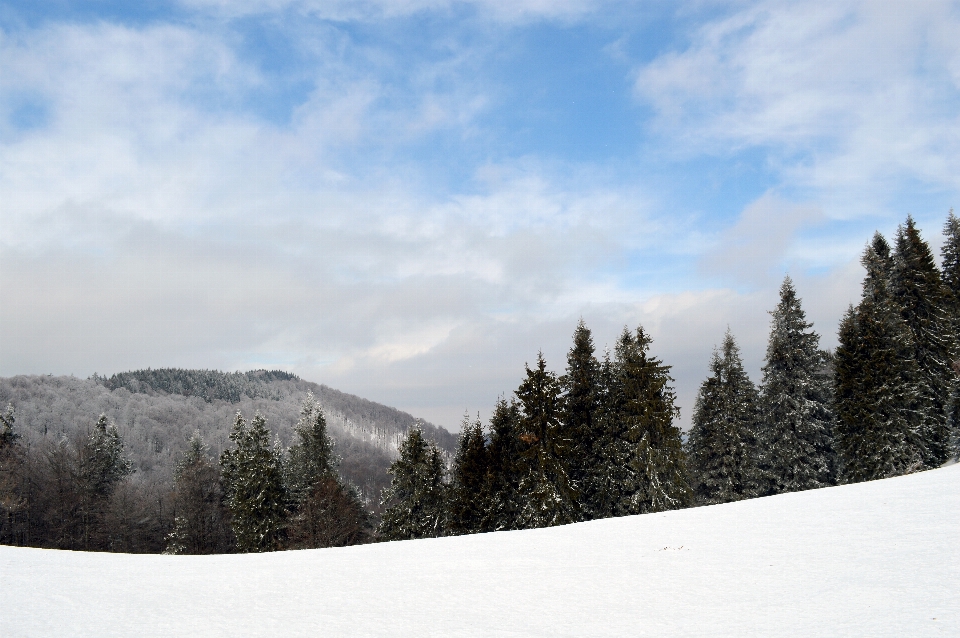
left=3, top=465, right=958, bottom=637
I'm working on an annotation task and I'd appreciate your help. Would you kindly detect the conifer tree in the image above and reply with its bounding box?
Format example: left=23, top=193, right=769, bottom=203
left=561, top=320, right=601, bottom=519
left=686, top=331, right=763, bottom=505
left=377, top=425, right=447, bottom=541
left=0, top=404, right=25, bottom=545
left=940, top=211, right=960, bottom=459
left=615, top=326, right=691, bottom=514
left=515, top=352, right=578, bottom=529
left=75, top=415, right=134, bottom=549
left=758, top=277, right=835, bottom=494
left=286, top=396, right=370, bottom=548
left=446, top=414, right=489, bottom=535
left=482, top=398, right=523, bottom=532
left=891, top=216, right=957, bottom=466
left=219, top=412, right=287, bottom=552
left=835, top=237, right=926, bottom=482
left=589, top=347, right=628, bottom=518
left=166, top=432, right=231, bottom=554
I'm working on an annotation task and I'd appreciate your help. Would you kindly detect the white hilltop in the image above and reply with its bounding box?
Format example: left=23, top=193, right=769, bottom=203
left=2, top=464, right=958, bottom=637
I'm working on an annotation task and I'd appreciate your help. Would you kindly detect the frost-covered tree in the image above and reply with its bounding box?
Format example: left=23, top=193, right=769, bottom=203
left=446, top=414, right=489, bottom=536
left=515, top=352, right=578, bottom=529
left=835, top=236, right=926, bottom=482
left=891, top=216, right=957, bottom=466
left=939, top=211, right=960, bottom=460
left=686, top=331, right=763, bottom=505
left=0, top=404, right=25, bottom=545
left=219, top=412, right=287, bottom=552
left=166, top=432, right=232, bottom=554
left=482, top=398, right=523, bottom=532
left=561, top=320, right=602, bottom=519
left=759, top=277, right=835, bottom=494
left=377, top=425, right=447, bottom=541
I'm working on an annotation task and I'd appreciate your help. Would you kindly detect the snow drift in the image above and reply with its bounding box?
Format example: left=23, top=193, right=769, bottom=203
left=3, top=464, right=958, bottom=637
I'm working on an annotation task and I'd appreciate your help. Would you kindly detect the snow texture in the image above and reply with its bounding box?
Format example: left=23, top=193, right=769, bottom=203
left=2, top=464, right=958, bottom=637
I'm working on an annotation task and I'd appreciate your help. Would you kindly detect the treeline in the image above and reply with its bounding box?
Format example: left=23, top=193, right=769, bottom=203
left=377, top=212, right=960, bottom=539
left=94, top=368, right=300, bottom=403
left=0, top=394, right=372, bottom=552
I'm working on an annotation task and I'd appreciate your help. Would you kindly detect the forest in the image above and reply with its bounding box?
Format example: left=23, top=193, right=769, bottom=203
left=1, top=212, right=958, bottom=552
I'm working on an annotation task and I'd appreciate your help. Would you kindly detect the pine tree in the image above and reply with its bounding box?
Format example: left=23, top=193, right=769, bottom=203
left=589, top=347, right=629, bottom=519
left=285, top=395, right=370, bottom=548
left=686, top=330, right=763, bottom=505
left=515, top=352, right=579, bottom=529
left=758, top=277, right=835, bottom=494
left=377, top=425, right=447, bottom=541
left=940, top=211, right=960, bottom=460
left=482, top=398, right=523, bottom=532
left=219, top=412, right=287, bottom=552
left=166, top=432, right=231, bottom=554
left=75, top=415, right=134, bottom=549
left=446, top=414, right=489, bottom=535
left=615, top=326, right=691, bottom=514
left=0, top=404, right=26, bottom=545
left=835, top=237, right=926, bottom=482
left=891, top=216, right=957, bottom=466
left=561, top=320, right=601, bottom=519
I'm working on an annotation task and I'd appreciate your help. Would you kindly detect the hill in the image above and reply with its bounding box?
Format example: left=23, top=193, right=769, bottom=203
left=0, top=370, right=456, bottom=502
left=2, top=463, right=957, bottom=636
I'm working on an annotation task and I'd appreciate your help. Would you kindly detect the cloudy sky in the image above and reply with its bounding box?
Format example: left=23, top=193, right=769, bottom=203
left=2, top=0, right=959, bottom=432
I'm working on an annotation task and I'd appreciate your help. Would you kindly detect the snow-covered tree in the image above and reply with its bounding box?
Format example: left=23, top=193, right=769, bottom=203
left=378, top=425, right=447, bottom=541
left=686, top=330, right=763, bottom=505
left=759, top=277, right=835, bottom=494
left=835, top=236, right=926, bottom=482
left=939, top=211, right=960, bottom=460
left=446, top=414, right=489, bottom=536
left=220, top=412, right=287, bottom=552
left=515, top=352, right=579, bottom=529
left=165, top=432, right=231, bottom=554
left=891, top=216, right=957, bottom=466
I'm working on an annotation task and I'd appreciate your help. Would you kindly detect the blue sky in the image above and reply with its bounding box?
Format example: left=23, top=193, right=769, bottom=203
left=2, top=0, right=959, bottom=431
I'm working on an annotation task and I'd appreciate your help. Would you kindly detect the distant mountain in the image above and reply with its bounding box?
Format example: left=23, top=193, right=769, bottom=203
left=0, top=370, right=456, bottom=504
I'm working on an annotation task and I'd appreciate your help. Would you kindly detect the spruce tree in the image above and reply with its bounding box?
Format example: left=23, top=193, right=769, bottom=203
left=940, top=211, right=960, bottom=460
left=75, top=415, right=134, bottom=549
left=219, top=412, right=287, bottom=552
left=515, top=352, right=578, bottom=529
left=166, top=432, right=231, bottom=554
left=686, top=330, right=763, bottom=505
left=561, top=320, right=601, bottom=519
left=891, top=216, right=956, bottom=466
left=482, top=398, right=523, bottom=532
left=758, top=277, right=835, bottom=494
left=377, top=425, right=447, bottom=541
left=615, top=326, right=691, bottom=514
left=446, top=414, right=489, bottom=535
left=589, top=347, right=628, bottom=519
left=834, top=237, right=926, bottom=482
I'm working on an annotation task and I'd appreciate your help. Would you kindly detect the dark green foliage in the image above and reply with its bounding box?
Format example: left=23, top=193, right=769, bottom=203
left=482, top=398, right=524, bottom=532
left=686, top=331, right=763, bottom=505
left=165, top=432, right=232, bottom=554
left=758, top=277, right=836, bottom=494
left=286, top=396, right=370, bottom=548
left=614, top=326, right=691, bottom=515
left=835, top=238, right=926, bottom=483
left=891, top=216, right=957, bottom=466
left=0, top=405, right=26, bottom=545
left=515, top=352, right=579, bottom=529
left=219, top=412, right=287, bottom=552
left=942, top=210, right=960, bottom=309
left=97, top=368, right=299, bottom=403
left=446, top=414, right=490, bottom=536
left=561, top=320, right=601, bottom=519
left=377, top=425, right=447, bottom=541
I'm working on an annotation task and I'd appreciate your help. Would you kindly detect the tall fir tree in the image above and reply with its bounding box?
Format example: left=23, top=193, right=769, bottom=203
left=589, top=347, right=628, bottom=519
left=561, top=320, right=602, bottom=519
left=890, top=216, right=956, bottom=466
left=834, top=236, right=926, bottom=482
left=446, top=414, right=489, bottom=536
left=219, top=412, right=287, bottom=552
left=515, top=352, right=579, bottom=529
left=758, top=277, right=836, bottom=494
left=377, top=425, right=447, bottom=541
left=286, top=396, right=370, bottom=548
left=686, top=330, right=763, bottom=505
left=75, top=415, right=134, bottom=549
left=940, top=211, right=960, bottom=460
left=482, top=398, right=523, bottom=532
left=614, top=326, right=691, bottom=514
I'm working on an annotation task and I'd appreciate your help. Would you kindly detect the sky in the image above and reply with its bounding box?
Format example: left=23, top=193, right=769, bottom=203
left=2, top=0, right=959, bottom=432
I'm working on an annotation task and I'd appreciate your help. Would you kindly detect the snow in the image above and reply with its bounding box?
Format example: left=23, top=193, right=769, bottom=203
left=3, top=465, right=958, bottom=637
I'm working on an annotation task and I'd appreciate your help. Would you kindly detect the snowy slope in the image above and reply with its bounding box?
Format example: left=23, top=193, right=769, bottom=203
left=2, top=465, right=958, bottom=637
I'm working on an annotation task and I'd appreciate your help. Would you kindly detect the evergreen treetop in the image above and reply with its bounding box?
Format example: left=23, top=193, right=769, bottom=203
left=377, top=425, right=447, bottom=541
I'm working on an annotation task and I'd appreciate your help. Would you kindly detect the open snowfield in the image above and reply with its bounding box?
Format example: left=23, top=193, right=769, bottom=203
left=2, top=465, right=958, bottom=637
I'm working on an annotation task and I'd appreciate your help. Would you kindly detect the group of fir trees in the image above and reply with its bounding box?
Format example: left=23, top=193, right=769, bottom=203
left=169, top=394, right=372, bottom=553
left=377, top=321, right=692, bottom=540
